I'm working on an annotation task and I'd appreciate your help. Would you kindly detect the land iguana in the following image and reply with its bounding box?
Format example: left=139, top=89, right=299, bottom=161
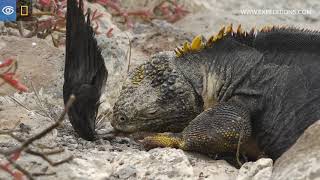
left=63, top=0, right=107, bottom=140
left=63, top=0, right=320, bottom=161
left=111, top=24, right=320, bottom=161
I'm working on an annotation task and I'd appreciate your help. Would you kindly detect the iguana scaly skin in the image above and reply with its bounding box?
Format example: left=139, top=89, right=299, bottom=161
left=111, top=24, right=320, bottom=161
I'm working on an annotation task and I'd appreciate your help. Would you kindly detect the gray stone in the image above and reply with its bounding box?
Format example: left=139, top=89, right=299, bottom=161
left=187, top=153, right=238, bottom=180
left=110, top=148, right=194, bottom=180
left=237, top=158, right=273, bottom=180
left=272, top=120, right=320, bottom=180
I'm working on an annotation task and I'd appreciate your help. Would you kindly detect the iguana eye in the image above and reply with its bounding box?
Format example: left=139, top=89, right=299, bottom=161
left=120, top=116, right=125, bottom=121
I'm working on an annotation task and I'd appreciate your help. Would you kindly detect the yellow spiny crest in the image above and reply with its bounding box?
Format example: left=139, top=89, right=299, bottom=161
left=174, top=24, right=257, bottom=57
left=260, top=26, right=268, bottom=32
left=174, top=47, right=184, bottom=57
left=237, top=24, right=243, bottom=35
left=190, top=35, right=204, bottom=51
left=174, top=35, right=205, bottom=57
left=206, top=35, right=218, bottom=46
left=225, top=24, right=233, bottom=34
left=249, top=27, right=255, bottom=35
left=174, top=48, right=182, bottom=57
left=216, top=26, right=226, bottom=40
left=183, top=41, right=191, bottom=52
left=260, top=25, right=274, bottom=32
left=206, top=26, right=228, bottom=46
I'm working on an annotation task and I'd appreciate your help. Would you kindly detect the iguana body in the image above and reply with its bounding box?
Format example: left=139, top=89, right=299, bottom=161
left=111, top=25, right=320, bottom=161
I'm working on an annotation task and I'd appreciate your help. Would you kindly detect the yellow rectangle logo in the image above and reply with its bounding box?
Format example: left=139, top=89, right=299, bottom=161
left=20, top=5, right=28, bottom=16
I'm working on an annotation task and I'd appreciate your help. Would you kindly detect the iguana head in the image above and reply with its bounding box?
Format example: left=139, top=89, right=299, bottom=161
left=111, top=52, right=202, bottom=133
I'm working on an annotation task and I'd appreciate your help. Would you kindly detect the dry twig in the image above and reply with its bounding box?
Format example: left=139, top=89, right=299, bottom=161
left=0, top=95, right=76, bottom=179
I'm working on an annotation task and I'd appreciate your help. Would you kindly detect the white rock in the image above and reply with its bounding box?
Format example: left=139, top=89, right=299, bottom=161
left=110, top=148, right=194, bottom=180
left=188, top=153, right=238, bottom=180
left=237, top=158, right=273, bottom=180
left=272, top=120, right=320, bottom=180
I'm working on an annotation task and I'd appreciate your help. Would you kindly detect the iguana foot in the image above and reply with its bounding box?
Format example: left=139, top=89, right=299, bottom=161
left=140, top=132, right=186, bottom=150
left=140, top=99, right=253, bottom=154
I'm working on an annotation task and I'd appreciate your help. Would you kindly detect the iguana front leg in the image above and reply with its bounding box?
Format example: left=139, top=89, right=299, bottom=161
left=141, top=100, right=257, bottom=158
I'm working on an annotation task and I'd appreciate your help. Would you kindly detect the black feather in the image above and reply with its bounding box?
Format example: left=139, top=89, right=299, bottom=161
left=63, top=0, right=107, bottom=140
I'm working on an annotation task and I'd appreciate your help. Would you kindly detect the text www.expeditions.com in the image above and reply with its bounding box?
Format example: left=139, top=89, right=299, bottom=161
left=240, top=9, right=312, bottom=15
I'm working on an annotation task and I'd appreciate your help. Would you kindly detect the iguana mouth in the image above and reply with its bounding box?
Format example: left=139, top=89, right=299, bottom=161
left=112, top=112, right=193, bottom=133
left=111, top=123, right=137, bottom=133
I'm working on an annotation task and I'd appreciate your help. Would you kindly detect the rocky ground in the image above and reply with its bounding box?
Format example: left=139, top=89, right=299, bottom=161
left=1, top=0, right=320, bottom=179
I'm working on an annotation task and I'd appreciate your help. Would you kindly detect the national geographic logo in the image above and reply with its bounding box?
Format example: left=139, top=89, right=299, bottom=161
left=0, top=0, right=32, bottom=22
left=16, top=0, right=33, bottom=21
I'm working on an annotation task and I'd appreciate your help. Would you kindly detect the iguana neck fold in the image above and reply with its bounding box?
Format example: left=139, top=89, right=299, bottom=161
left=174, top=37, right=264, bottom=109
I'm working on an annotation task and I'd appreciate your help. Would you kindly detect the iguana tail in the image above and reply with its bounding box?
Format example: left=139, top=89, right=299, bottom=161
left=63, top=0, right=107, bottom=140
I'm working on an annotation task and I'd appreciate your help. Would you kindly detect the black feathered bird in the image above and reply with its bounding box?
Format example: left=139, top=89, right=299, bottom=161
left=63, top=0, right=107, bottom=140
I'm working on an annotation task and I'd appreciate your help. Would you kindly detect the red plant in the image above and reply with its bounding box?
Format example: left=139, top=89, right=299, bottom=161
left=0, top=58, right=26, bottom=174
left=0, top=58, right=14, bottom=68
left=1, top=73, right=28, bottom=92
left=0, top=151, right=23, bottom=180
left=93, top=0, right=189, bottom=28
left=106, top=27, right=113, bottom=37
left=0, top=58, right=28, bottom=92
left=8, top=0, right=189, bottom=46
left=153, top=0, right=189, bottom=23
left=38, top=0, right=52, bottom=8
left=33, top=0, right=109, bottom=41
